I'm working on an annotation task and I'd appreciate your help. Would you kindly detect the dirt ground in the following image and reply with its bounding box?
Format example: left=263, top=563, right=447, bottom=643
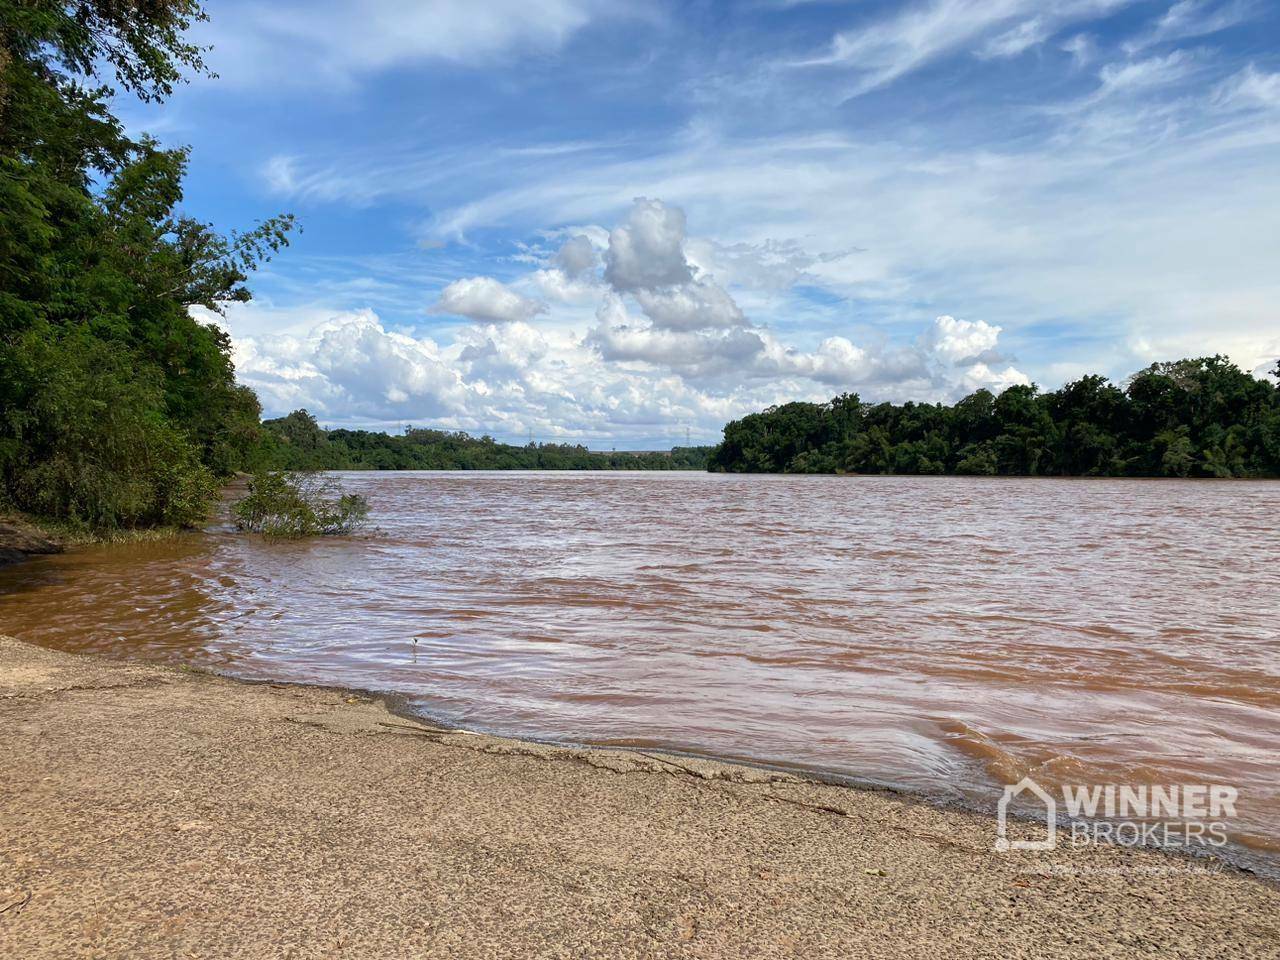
left=1, top=635, right=1276, bottom=959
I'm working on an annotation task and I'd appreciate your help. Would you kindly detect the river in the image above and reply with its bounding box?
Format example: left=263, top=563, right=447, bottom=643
left=3, top=472, right=1277, bottom=872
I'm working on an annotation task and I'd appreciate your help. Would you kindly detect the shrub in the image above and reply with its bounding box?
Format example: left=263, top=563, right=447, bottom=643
left=3, top=331, right=217, bottom=529
left=233, top=470, right=369, bottom=538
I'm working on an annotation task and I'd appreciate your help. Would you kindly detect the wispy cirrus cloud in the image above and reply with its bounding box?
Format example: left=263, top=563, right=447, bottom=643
left=197, top=0, right=648, bottom=88
left=1213, top=63, right=1280, bottom=110
left=1124, top=0, right=1258, bottom=54
left=791, top=0, right=1136, bottom=94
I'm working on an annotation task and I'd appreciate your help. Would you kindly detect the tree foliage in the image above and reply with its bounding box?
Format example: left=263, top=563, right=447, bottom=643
left=0, top=1, right=294, bottom=528
left=259, top=410, right=714, bottom=471
left=710, top=357, right=1280, bottom=478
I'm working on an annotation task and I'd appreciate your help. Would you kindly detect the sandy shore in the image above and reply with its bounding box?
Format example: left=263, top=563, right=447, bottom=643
left=1, top=636, right=1277, bottom=958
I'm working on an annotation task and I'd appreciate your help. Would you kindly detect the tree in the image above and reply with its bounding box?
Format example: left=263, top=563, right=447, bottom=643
left=0, top=1, right=295, bottom=528
left=709, top=360, right=1280, bottom=479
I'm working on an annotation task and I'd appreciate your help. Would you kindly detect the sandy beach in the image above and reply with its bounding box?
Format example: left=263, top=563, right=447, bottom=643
left=2, top=636, right=1278, bottom=958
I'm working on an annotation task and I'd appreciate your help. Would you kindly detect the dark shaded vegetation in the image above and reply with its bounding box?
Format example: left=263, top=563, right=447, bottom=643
left=0, top=1, right=293, bottom=530
left=710, top=357, right=1280, bottom=478
left=260, top=410, right=714, bottom=471
left=233, top=470, right=369, bottom=538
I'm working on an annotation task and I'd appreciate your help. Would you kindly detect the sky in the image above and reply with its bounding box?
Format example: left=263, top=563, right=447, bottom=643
left=132, top=0, right=1280, bottom=447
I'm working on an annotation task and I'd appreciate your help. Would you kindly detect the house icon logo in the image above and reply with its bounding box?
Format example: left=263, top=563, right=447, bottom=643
left=994, top=776, right=1057, bottom=852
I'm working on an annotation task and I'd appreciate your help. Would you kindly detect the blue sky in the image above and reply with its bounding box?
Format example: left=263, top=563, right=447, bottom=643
left=134, top=0, right=1280, bottom=446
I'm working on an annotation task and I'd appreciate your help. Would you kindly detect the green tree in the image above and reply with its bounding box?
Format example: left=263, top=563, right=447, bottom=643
left=709, top=359, right=1280, bottom=479
left=0, top=1, right=295, bottom=529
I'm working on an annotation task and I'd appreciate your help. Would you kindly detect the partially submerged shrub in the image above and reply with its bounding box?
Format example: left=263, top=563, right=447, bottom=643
left=233, top=471, right=369, bottom=538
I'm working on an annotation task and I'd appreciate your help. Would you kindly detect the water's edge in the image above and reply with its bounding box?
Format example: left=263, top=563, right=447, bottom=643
left=14, top=629, right=1270, bottom=885
left=6, top=473, right=1277, bottom=881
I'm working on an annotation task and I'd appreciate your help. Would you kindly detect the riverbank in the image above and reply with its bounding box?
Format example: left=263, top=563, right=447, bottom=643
left=1, top=636, right=1277, bottom=958
left=0, top=511, right=194, bottom=568
left=0, top=515, right=62, bottom=567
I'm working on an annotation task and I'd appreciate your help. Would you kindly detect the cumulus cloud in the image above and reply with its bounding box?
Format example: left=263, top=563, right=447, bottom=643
left=632, top=281, right=746, bottom=331
left=588, top=322, right=767, bottom=376
left=603, top=198, right=694, bottom=291
left=588, top=199, right=763, bottom=377
left=222, top=202, right=1030, bottom=444
left=581, top=200, right=1026, bottom=395
left=920, top=315, right=1004, bottom=365
left=431, top=276, right=547, bottom=324
left=228, top=305, right=1028, bottom=442
left=917, top=316, right=1029, bottom=393
left=554, top=234, right=599, bottom=278
left=232, top=310, right=467, bottom=420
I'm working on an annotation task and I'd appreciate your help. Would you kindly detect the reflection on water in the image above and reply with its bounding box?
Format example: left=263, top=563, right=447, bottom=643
left=3, top=472, right=1278, bottom=869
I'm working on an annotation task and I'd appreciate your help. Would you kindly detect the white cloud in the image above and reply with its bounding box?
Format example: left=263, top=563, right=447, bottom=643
left=554, top=235, right=599, bottom=278
left=199, top=0, right=640, bottom=87
left=795, top=0, right=1134, bottom=94
left=583, top=200, right=1028, bottom=395
left=220, top=201, right=1032, bottom=443
left=528, top=268, right=601, bottom=305
left=919, top=316, right=1029, bottom=393
left=1095, top=50, right=1198, bottom=100
left=227, top=3, right=1280, bottom=405
left=919, top=315, right=1003, bottom=365
left=684, top=237, right=848, bottom=291
left=633, top=281, right=746, bottom=331
left=230, top=309, right=468, bottom=421
left=1061, top=33, right=1096, bottom=66
left=979, top=19, right=1052, bottom=59
left=603, top=198, right=694, bottom=291
left=270, top=81, right=1280, bottom=387
left=1124, top=0, right=1256, bottom=54
left=1214, top=64, right=1280, bottom=110
left=430, top=276, right=547, bottom=324
left=587, top=320, right=768, bottom=378
left=262, top=155, right=298, bottom=194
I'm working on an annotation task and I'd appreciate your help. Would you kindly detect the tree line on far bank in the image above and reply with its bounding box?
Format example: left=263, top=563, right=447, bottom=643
left=260, top=410, right=713, bottom=472
left=709, top=357, right=1280, bottom=478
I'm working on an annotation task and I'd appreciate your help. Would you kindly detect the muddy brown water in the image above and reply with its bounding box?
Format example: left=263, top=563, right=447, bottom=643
left=3, top=472, right=1278, bottom=872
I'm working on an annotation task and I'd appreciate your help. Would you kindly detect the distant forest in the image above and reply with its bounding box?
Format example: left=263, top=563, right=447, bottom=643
left=709, top=357, right=1280, bottom=478
left=262, top=410, right=713, bottom=471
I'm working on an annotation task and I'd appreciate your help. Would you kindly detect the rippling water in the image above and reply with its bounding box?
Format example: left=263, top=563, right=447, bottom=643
left=3, top=472, right=1278, bottom=870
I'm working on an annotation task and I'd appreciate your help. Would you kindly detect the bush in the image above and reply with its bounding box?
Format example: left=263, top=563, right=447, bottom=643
left=233, top=470, right=369, bottom=538
left=2, top=331, right=217, bottom=529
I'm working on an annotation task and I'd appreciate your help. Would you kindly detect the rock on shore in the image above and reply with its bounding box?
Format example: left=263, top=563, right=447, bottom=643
left=0, top=517, right=61, bottom=567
